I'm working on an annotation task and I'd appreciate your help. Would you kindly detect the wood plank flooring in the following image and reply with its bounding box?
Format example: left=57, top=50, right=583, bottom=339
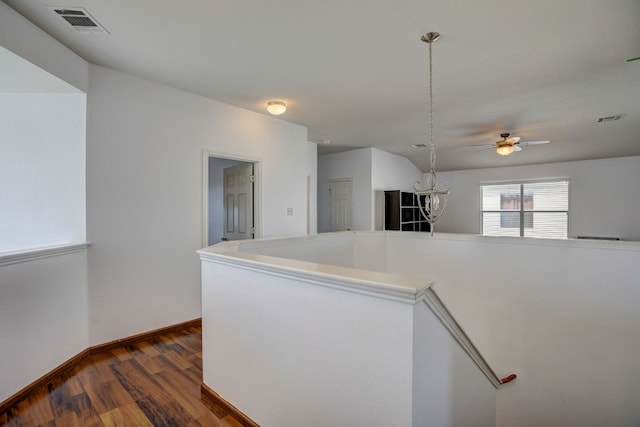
left=0, top=326, right=248, bottom=427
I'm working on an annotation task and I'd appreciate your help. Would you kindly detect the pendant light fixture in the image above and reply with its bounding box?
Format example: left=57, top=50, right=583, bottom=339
left=413, top=32, right=451, bottom=236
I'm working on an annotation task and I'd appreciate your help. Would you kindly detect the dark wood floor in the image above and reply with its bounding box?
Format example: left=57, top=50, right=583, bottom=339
left=0, top=326, right=244, bottom=427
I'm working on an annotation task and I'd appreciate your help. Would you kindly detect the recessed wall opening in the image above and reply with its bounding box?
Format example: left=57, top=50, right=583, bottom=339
left=0, top=46, right=86, bottom=255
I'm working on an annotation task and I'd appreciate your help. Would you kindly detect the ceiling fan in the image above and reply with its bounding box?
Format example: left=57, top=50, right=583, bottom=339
left=473, top=132, right=550, bottom=157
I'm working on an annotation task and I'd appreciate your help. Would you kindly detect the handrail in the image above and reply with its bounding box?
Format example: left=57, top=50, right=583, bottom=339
left=423, top=287, right=516, bottom=389
left=500, top=374, right=517, bottom=384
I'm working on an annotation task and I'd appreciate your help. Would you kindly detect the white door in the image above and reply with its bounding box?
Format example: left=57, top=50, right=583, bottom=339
left=328, top=178, right=352, bottom=231
left=223, top=163, right=254, bottom=240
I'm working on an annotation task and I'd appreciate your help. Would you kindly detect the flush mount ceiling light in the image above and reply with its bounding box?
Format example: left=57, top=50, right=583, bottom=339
left=413, top=31, right=451, bottom=236
left=267, top=101, right=286, bottom=115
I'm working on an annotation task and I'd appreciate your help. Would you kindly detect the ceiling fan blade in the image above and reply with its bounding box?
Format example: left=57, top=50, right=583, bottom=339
left=519, top=140, right=550, bottom=146
left=474, top=147, right=494, bottom=154
left=514, top=145, right=522, bottom=152
left=467, top=143, right=495, bottom=147
left=506, top=136, right=521, bottom=144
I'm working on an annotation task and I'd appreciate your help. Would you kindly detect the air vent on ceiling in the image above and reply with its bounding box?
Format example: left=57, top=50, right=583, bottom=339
left=411, top=143, right=428, bottom=148
left=597, top=114, right=625, bottom=123
left=51, top=7, right=109, bottom=34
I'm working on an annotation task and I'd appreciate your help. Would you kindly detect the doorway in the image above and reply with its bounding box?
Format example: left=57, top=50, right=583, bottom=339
left=203, top=152, right=260, bottom=246
left=328, top=178, right=352, bottom=231
left=223, top=162, right=254, bottom=241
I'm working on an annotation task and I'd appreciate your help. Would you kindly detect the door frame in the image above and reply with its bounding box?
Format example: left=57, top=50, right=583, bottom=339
left=202, top=150, right=262, bottom=248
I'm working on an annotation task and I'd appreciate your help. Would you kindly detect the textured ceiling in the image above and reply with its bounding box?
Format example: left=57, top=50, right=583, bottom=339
left=3, top=0, right=640, bottom=171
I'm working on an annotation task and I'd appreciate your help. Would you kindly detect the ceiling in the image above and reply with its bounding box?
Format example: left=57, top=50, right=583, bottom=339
left=3, top=0, right=639, bottom=171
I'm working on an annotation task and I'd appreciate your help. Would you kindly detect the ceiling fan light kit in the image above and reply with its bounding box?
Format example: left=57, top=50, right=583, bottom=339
left=413, top=31, right=451, bottom=236
left=496, top=144, right=515, bottom=157
left=496, top=132, right=517, bottom=156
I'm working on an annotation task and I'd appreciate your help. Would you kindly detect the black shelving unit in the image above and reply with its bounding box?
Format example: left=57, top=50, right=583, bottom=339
left=384, top=190, right=430, bottom=232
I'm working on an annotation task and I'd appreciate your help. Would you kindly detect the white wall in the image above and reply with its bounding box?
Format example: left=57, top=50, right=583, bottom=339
left=413, top=301, right=496, bottom=427
left=201, top=235, right=497, bottom=426
left=0, top=251, right=89, bottom=403
left=371, top=147, right=424, bottom=192
left=306, top=142, right=318, bottom=235
left=201, top=258, right=414, bottom=427
left=0, top=93, right=86, bottom=253
left=229, top=231, right=640, bottom=426
left=317, top=148, right=372, bottom=232
left=436, top=156, right=640, bottom=240
left=237, top=233, right=355, bottom=268
left=208, top=157, right=244, bottom=245
left=0, top=5, right=90, bottom=405
left=385, top=233, right=640, bottom=427
left=86, top=64, right=313, bottom=345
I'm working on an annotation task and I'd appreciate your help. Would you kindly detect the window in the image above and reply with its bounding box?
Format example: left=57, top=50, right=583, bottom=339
left=482, top=181, right=569, bottom=239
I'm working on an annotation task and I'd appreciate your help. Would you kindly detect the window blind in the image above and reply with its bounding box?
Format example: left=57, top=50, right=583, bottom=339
left=482, top=181, right=568, bottom=239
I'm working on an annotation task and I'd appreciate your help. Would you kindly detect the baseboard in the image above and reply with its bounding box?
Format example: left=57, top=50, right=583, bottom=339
left=87, top=317, right=202, bottom=354
left=201, top=383, right=260, bottom=427
left=0, top=348, right=92, bottom=417
left=0, top=318, right=202, bottom=416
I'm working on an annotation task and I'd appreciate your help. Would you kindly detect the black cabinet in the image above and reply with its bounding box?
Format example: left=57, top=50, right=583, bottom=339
left=384, top=190, right=430, bottom=232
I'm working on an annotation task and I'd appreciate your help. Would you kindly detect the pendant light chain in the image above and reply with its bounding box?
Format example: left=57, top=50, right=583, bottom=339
left=428, top=38, right=437, bottom=179
left=429, top=37, right=433, bottom=150
left=413, top=31, right=451, bottom=236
